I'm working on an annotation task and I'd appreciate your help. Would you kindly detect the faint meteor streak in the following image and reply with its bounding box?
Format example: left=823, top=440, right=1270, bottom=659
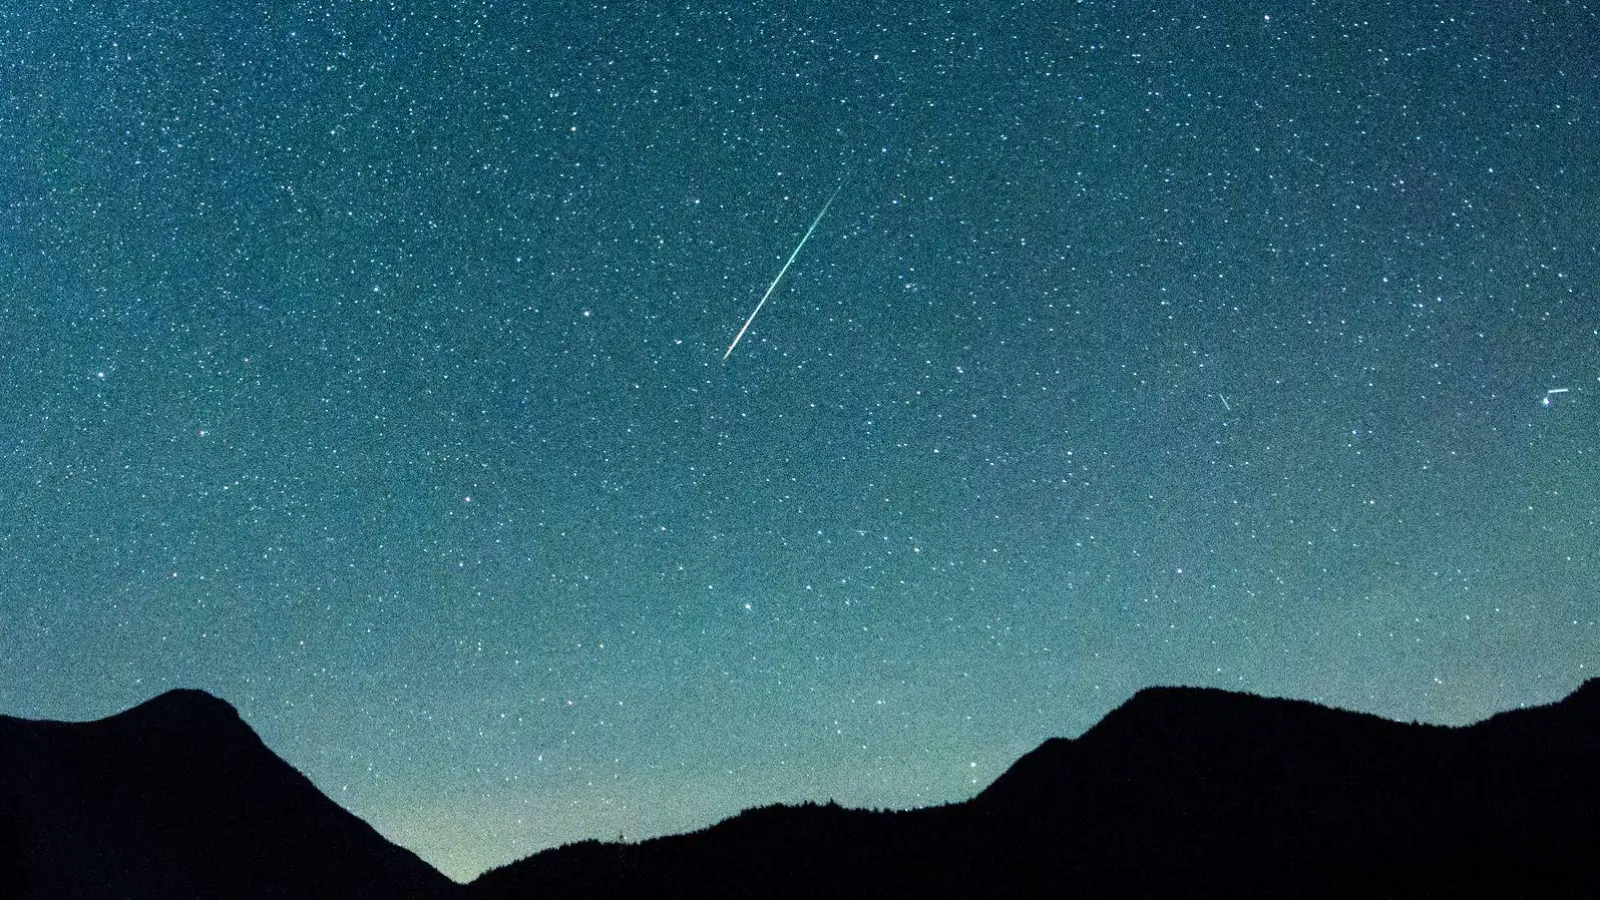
left=723, top=183, right=846, bottom=361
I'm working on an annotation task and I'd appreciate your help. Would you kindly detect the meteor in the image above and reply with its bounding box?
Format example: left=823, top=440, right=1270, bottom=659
left=723, top=183, right=845, bottom=361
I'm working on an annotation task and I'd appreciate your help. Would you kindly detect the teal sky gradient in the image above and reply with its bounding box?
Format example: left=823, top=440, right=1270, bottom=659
left=3, top=0, right=1597, bottom=881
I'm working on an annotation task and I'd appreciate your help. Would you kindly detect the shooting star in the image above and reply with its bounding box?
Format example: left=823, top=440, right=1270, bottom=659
left=1218, top=393, right=1232, bottom=411
left=723, top=183, right=846, bottom=361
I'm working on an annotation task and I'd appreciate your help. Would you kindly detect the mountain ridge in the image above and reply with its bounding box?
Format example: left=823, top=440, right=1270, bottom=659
left=0, top=688, right=460, bottom=900
left=473, top=677, right=1600, bottom=899
left=3, top=679, right=1595, bottom=898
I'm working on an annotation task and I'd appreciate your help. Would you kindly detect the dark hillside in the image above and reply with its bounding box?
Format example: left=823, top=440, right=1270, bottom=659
left=472, top=680, right=1600, bottom=899
left=0, top=690, right=459, bottom=900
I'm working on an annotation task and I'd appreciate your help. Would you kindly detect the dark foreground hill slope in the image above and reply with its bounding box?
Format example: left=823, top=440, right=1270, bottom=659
left=0, top=690, right=459, bottom=900
left=4, top=682, right=1593, bottom=899
left=470, top=680, right=1600, bottom=900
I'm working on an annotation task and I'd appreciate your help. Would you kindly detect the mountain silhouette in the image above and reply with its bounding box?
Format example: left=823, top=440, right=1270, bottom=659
left=470, top=679, right=1600, bottom=899
left=0, top=689, right=459, bottom=900
left=4, top=683, right=1595, bottom=899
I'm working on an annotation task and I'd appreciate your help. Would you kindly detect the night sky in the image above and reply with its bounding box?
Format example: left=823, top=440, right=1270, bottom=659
left=4, top=0, right=1598, bottom=882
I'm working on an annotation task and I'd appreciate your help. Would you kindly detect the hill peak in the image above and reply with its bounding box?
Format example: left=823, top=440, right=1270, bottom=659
left=1, top=689, right=459, bottom=899
left=132, top=687, right=236, bottom=715
left=110, top=688, right=243, bottom=730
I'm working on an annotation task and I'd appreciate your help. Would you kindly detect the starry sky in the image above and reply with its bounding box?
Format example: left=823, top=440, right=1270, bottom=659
left=3, top=0, right=1598, bottom=882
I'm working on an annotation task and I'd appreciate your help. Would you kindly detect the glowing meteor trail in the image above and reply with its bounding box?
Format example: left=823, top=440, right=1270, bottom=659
left=723, top=183, right=845, bottom=361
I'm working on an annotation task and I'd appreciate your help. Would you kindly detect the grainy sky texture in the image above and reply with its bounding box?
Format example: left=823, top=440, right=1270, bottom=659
left=3, top=0, right=1597, bottom=882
